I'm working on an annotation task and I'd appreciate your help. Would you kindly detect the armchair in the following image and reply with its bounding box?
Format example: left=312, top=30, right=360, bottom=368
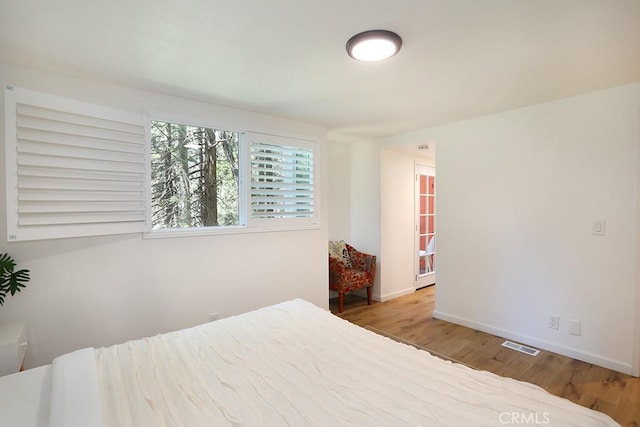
left=329, top=242, right=377, bottom=313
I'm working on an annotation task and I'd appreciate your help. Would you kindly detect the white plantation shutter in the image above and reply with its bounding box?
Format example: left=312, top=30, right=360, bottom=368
left=4, top=85, right=149, bottom=241
left=248, top=133, right=316, bottom=227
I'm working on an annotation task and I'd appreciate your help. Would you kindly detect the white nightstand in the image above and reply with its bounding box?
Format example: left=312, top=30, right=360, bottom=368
left=0, top=321, right=28, bottom=376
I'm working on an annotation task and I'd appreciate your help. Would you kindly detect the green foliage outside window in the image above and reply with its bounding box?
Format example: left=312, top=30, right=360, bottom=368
left=150, top=121, right=240, bottom=229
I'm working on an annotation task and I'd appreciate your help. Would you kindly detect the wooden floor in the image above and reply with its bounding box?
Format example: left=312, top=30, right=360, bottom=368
left=330, top=286, right=640, bottom=426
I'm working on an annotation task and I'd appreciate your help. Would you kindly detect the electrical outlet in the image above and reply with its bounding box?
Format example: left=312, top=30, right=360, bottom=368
left=548, top=314, right=559, bottom=330
left=568, top=319, right=581, bottom=336
left=209, top=313, right=219, bottom=322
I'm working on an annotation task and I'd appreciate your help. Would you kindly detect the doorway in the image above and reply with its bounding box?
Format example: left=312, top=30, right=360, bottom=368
left=415, top=164, right=435, bottom=289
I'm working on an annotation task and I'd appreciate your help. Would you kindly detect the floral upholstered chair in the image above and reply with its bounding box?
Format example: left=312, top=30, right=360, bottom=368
left=328, top=241, right=377, bottom=313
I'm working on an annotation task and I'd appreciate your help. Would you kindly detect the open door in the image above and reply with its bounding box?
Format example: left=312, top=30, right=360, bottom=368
left=415, top=164, right=435, bottom=289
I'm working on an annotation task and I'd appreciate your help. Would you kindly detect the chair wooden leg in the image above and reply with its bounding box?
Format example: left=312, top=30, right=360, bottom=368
left=367, top=286, right=372, bottom=305
left=338, top=292, right=344, bottom=313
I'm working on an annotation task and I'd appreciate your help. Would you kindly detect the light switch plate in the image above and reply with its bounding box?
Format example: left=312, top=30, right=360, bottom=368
left=592, top=220, right=605, bottom=236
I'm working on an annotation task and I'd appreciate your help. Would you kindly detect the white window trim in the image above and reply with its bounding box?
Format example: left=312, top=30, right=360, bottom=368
left=143, top=117, right=319, bottom=239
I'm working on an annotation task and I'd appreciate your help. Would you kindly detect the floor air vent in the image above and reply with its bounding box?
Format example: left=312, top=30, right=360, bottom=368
left=501, top=340, right=540, bottom=356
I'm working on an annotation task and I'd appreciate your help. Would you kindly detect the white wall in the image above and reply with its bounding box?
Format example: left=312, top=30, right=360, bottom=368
left=327, top=81, right=640, bottom=375
left=336, top=141, right=435, bottom=302
left=348, top=141, right=382, bottom=298
left=327, top=141, right=351, bottom=299
left=379, top=149, right=418, bottom=300
left=327, top=142, right=351, bottom=242
left=428, top=83, right=640, bottom=374
left=0, top=63, right=328, bottom=368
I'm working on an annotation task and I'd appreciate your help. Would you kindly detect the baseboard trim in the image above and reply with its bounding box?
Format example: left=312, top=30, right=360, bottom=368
left=348, top=287, right=415, bottom=303
left=377, top=287, right=415, bottom=302
left=433, top=310, right=633, bottom=376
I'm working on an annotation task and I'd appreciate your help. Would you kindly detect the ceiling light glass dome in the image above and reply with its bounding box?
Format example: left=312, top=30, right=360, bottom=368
left=346, top=30, right=402, bottom=61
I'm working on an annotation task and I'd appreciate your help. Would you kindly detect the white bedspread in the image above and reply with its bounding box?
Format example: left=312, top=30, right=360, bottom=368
left=49, top=347, right=104, bottom=427
left=0, top=365, right=51, bottom=427
left=70, top=299, right=617, bottom=427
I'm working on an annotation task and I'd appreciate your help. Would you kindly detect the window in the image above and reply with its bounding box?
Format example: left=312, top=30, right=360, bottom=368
left=150, top=121, right=240, bottom=230
left=4, top=86, right=318, bottom=241
left=149, top=129, right=318, bottom=234
left=248, top=133, right=315, bottom=222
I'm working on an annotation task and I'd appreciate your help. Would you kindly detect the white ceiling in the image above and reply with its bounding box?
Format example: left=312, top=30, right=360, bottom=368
left=1, top=0, right=639, bottom=151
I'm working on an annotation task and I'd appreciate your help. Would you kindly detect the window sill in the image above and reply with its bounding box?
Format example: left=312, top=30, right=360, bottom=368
left=143, top=223, right=320, bottom=239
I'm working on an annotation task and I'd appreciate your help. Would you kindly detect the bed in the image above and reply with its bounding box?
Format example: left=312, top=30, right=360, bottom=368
left=0, top=299, right=618, bottom=426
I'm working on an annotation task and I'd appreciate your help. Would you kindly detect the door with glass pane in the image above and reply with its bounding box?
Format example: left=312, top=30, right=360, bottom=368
left=416, top=164, right=436, bottom=289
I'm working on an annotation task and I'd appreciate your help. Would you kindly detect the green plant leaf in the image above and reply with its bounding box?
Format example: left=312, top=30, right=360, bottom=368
left=8, top=269, right=30, bottom=296
left=0, top=253, right=16, bottom=272
left=0, top=253, right=30, bottom=307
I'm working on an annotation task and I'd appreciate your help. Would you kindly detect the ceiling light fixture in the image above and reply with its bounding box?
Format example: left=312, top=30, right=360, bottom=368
left=346, top=30, right=402, bottom=61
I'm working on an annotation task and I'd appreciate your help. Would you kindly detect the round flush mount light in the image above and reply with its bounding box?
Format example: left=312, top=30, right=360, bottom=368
left=346, top=30, right=402, bottom=61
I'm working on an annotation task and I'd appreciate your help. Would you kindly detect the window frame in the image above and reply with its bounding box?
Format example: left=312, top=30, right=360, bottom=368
left=146, top=116, right=247, bottom=237
left=143, top=115, right=319, bottom=240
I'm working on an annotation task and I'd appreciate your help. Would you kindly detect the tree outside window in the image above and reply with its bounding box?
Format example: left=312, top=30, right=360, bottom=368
left=150, top=121, right=239, bottom=229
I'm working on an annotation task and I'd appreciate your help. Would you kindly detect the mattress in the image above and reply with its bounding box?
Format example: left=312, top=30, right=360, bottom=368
left=0, top=365, right=51, bottom=427
left=2, top=299, right=619, bottom=426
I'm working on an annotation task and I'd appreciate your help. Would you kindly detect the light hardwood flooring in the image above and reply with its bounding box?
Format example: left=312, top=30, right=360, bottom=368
left=330, top=286, right=640, bottom=426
